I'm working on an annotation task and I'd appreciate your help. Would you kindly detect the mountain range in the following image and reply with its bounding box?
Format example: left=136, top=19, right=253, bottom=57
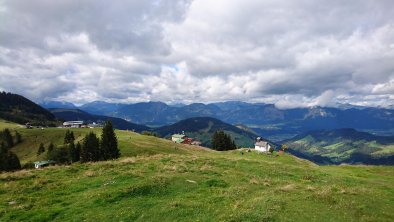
left=41, top=100, right=394, bottom=141
left=1, top=92, right=393, bottom=165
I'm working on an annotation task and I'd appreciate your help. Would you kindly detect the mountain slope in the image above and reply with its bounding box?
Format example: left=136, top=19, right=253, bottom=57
left=79, top=101, right=127, bottom=115
left=155, top=117, right=262, bottom=147
left=86, top=101, right=394, bottom=141
left=0, top=91, right=57, bottom=125
left=49, top=108, right=150, bottom=132
left=283, top=128, right=394, bottom=165
left=40, top=101, right=77, bottom=109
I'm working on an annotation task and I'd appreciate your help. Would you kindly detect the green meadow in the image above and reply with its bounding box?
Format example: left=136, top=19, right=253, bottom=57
left=0, top=120, right=393, bottom=221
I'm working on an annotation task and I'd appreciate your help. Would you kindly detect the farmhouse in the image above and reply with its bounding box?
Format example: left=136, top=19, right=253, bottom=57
left=254, top=137, right=271, bottom=152
left=63, top=121, right=84, bottom=128
left=172, top=134, right=186, bottom=143
left=171, top=133, right=201, bottom=145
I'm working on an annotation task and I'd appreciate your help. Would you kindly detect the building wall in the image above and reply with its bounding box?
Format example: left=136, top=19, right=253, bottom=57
left=255, top=144, right=271, bottom=152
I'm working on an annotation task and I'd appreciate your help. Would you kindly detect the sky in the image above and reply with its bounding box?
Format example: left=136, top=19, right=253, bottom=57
left=0, top=0, right=393, bottom=108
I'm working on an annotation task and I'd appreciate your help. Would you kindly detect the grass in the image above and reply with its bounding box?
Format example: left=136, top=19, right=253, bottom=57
left=10, top=127, right=203, bottom=165
left=1, top=121, right=394, bottom=221
left=0, top=119, right=22, bottom=130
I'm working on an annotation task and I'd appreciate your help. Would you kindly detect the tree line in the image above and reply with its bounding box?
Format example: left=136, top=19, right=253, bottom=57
left=38, top=121, right=120, bottom=164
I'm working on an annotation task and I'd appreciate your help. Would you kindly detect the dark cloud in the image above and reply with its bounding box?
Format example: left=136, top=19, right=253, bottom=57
left=0, top=0, right=393, bottom=107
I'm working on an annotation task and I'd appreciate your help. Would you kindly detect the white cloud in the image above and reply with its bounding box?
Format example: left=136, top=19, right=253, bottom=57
left=0, top=0, right=393, bottom=107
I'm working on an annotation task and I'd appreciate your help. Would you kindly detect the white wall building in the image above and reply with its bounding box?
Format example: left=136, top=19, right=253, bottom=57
left=63, top=121, right=84, bottom=128
left=254, top=137, right=271, bottom=152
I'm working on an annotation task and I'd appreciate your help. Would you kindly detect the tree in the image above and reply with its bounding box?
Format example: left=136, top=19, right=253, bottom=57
left=81, top=132, right=100, bottom=162
left=15, top=131, right=22, bottom=144
left=46, top=142, right=55, bottom=160
left=1, top=128, right=14, bottom=148
left=64, top=130, right=75, bottom=144
left=75, top=142, right=82, bottom=162
left=69, top=142, right=80, bottom=163
left=211, top=130, right=237, bottom=151
left=47, top=145, right=69, bottom=164
left=37, top=143, right=45, bottom=156
left=0, top=142, right=21, bottom=172
left=100, top=121, right=120, bottom=160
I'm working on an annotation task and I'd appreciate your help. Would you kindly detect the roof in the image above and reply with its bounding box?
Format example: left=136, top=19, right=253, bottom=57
left=63, top=121, right=84, bottom=125
left=172, top=134, right=186, bottom=138
left=255, top=141, right=268, bottom=147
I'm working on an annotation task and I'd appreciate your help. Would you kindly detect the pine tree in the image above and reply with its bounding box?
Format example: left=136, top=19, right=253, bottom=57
left=211, top=130, right=237, bottom=151
left=64, top=130, right=75, bottom=144
left=47, top=142, right=55, bottom=160
left=2, top=128, right=14, bottom=148
left=69, top=142, right=80, bottom=163
left=100, top=121, right=120, bottom=160
left=75, top=142, right=81, bottom=162
left=15, top=131, right=22, bottom=144
left=37, top=143, right=45, bottom=156
left=48, top=142, right=54, bottom=152
left=81, top=132, right=100, bottom=162
left=0, top=142, right=21, bottom=172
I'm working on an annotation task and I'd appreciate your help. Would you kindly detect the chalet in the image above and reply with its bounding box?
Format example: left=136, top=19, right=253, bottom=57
left=63, top=121, right=84, bottom=128
left=172, top=134, right=186, bottom=143
left=254, top=137, right=271, bottom=152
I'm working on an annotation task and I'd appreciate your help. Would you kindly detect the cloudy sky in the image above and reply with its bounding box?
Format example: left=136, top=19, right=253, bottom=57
left=0, top=0, right=393, bottom=108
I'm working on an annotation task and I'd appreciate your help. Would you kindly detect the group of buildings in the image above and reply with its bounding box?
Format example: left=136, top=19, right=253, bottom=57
left=62, top=121, right=102, bottom=128
left=171, top=133, right=272, bottom=152
left=171, top=134, right=202, bottom=146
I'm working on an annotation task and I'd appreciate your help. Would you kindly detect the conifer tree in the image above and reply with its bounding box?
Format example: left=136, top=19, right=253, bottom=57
left=75, top=142, right=81, bottom=162
left=64, top=130, right=75, bottom=144
left=47, top=142, right=55, bottom=160
left=100, top=121, right=119, bottom=160
left=0, top=142, right=21, bottom=171
left=15, top=131, right=22, bottom=144
left=69, top=142, right=80, bottom=163
left=37, top=143, right=45, bottom=156
left=48, top=142, right=54, bottom=152
left=211, top=130, right=237, bottom=151
left=81, top=132, right=100, bottom=162
left=1, top=128, right=14, bottom=148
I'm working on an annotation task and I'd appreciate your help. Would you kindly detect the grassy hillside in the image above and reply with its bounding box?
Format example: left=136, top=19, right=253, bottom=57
left=1, top=121, right=394, bottom=221
left=8, top=126, right=203, bottom=165
left=284, top=128, right=394, bottom=165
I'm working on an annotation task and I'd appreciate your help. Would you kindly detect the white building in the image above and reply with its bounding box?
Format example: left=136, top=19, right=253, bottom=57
left=171, top=134, right=186, bottom=143
left=63, top=121, right=84, bottom=128
left=254, top=137, right=271, bottom=152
